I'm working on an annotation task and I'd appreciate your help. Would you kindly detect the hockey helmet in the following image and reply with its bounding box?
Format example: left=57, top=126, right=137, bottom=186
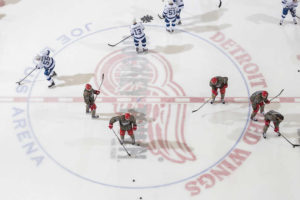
left=211, top=77, right=217, bottom=85
left=132, top=18, right=137, bottom=24
left=85, top=83, right=92, bottom=91
left=40, top=49, right=50, bottom=56
left=169, top=0, right=174, bottom=4
left=34, top=55, right=41, bottom=61
left=125, top=113, right=131, bottom=120
left=262, top=91, right=268, bottom=98
left=277, top=115, right=284, bottom=121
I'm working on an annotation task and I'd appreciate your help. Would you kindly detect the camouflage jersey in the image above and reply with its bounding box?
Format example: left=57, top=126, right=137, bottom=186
left=264, top=110, right=284, bottom=127
left=83, top=89, right=97, bottom=105
left=209, top=76, right=228, bottom=89
left=109, top=115, right=137, bottom=131
left=250, top=91, right=269, bottom=105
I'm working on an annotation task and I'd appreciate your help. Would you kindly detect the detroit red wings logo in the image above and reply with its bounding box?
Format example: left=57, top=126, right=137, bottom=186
left=94, top=49, right=196, bottom=163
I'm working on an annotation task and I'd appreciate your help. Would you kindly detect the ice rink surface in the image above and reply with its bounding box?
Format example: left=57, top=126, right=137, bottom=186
left=1, top=0, right=300, bottom=199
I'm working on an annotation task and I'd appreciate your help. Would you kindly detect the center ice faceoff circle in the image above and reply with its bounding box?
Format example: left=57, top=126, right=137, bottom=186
left=27, top=25, right=250, bottom=188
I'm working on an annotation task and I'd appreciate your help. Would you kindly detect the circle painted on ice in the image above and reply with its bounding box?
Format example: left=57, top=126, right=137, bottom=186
left=26, top=25, right=251, bottom=189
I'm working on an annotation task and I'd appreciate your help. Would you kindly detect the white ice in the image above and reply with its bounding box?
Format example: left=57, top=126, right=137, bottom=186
left=0, top=0, right=300, bottom=200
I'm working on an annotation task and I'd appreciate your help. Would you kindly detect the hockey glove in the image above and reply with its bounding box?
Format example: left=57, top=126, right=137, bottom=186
left=133, top=125, right=137, bottom=131
left=265, top=100, right=270, bottom=104
left=95, top=90, right=100, bottom=95
left=109, top=124, right=113, bottom=129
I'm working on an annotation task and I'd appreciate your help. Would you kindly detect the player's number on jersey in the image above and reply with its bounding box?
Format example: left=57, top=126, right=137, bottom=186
left=168, top=9, right=176, bottom=16
left=43, top=57, right=50, bottom=65
left=134, top=28, right=142, bottom=36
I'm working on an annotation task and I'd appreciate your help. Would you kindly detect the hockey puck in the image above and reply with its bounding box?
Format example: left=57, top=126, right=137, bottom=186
left=137, top=144, right=140, bottom=146
left=132, top=179, right=135, bottom=182
left=298, top=70, right=300, bottom=72
left=139, top=197, right=143, bottom=200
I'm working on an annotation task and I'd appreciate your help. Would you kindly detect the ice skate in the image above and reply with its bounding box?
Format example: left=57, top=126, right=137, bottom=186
left=279, top=19, right=283, bottom=25
left=50, top=71, right=57, bottom=78
left=263, top=132, right=266, bottom=139
left=293, top=18, right=297, bottom=24
left=91, top=110, right=99, bottom=119
left=142, top=48, right=148, bottom=53
left=48, top=81, right=55, bottom=88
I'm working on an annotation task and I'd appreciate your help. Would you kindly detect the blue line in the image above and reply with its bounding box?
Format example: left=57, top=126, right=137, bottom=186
left=26, top=25, right=251, bottom=189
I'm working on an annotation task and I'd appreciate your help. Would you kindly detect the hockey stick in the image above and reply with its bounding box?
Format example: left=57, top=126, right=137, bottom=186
left=269, top=89, right=284, bottom=102
left=192, top=97, right=212, bottom=113
left=108, top=35, right=132, bottom=47
left=158, top=14, right=164, bottom=19
left=296, top=15, right=300, bottom=19
left=270, top=124, right=300, bottom=148
left=218, top=0, right=222, bottom=8
left=16, top=67, right=37, bottom=85
left=94, top=73, right=104, bottom=101
left=111, top=128, right=131, bottom=156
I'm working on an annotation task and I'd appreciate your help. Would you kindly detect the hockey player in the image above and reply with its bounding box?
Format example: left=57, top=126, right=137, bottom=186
left=280, top=0, right=298, bottom=25
left=130, top=18, right=147, bottom=53
left=162, top=0, right=179, bottom=32
left=83, top=83, right=100, bottom=119
left=109, top=113, right=137, bottom=145
left=174, top=0, right=184, bottom=25
left=262, top=110, right=284, bottom=139
left=209, top=76, right=228, bottom=104
left=250, top=90, right=270, bottom=121
left=35, top=49, right=57, bottom=88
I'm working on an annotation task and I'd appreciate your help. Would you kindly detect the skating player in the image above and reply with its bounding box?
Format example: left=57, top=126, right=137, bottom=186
left=109, top=113, right=137, bottom=145
left=262, top=110, right=284, bottom=139
left=280, top=0, right=298, bottom=25
left=34, top=49, right=57, bottom=88
left=83, top=83, right=100, bottom=119
left=130, top=18, right=147, bottom=53
left=209, top=76, right=228, bottom=104
left=174, top=0, right=184, bottom=25
left=162, top=0, right=179, bottom=32
left=250, top=90, right=270, bottom=121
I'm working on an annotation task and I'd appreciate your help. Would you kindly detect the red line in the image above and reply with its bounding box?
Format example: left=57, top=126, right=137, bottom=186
left=2, top=96, right=300, bottom=103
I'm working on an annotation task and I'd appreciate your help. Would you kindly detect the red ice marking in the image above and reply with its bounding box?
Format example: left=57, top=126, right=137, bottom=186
left=0, top=0, right=5, bottom=7
left=14, top=97, right=27, bottom=102
left=297, top=55, right=300, bottom=60
left=43, top=97, right=58, bottom=102
left=279, top=97, right=295, bottom=103
left=1, top=96, right=300, bottom=103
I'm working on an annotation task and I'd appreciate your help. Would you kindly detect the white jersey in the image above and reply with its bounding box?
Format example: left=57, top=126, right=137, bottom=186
left=282, top=0, right=298, bottom=8
left=130, top=22, right=145, bottom=39
left=36, top=55, right=55, bottom=70
left=174, top=0, right=184, bottom=9
left=163, top=4, right=179, bottom=19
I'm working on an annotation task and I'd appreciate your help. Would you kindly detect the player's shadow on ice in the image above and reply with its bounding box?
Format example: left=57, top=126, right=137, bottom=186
left=180, top=8, right=231, bottom=33
left=246, top=14, right=279, bottom=24
left=153, top=44, right=193, bottom=54
left=55, top=73, right=94, bottom=87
